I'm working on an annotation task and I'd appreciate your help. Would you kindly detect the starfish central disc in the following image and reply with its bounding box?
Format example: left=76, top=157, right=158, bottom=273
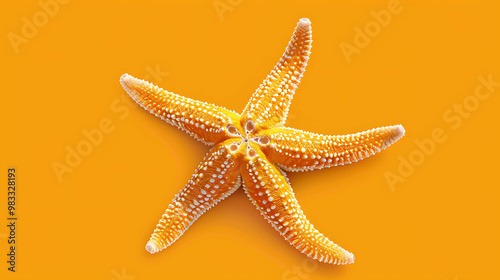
left=120, top=17, right=405, bottom=265
left=225, top=120, right=271, bottom=159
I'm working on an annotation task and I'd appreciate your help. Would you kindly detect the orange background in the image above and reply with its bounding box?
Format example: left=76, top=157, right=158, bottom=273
left=1, top=0, right=499, bottom=279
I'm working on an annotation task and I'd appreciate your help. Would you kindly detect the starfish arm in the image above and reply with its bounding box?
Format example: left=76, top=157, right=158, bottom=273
left=260, top=125, right=405, bottom=172
left=240, top=150, right=355, bottom=265
left=120, top=74, right=241, bottom=145
left=241, top=18, right=312, bottom=130
left=145, top=141, right=242, bottom=254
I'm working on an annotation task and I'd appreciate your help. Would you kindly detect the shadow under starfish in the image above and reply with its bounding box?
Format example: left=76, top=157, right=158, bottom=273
left=120, top=18, right=405, bottom=265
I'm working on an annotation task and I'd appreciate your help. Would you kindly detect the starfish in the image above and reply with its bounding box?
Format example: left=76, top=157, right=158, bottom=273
left=120, top=18, right=405, bottom=265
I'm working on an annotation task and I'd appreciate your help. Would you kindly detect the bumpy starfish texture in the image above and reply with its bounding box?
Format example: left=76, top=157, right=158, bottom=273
left=120, top=18, right=405, bottom=265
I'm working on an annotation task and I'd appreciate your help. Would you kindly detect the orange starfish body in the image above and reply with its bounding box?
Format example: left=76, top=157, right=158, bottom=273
left=120, top=18, right=405, bottom=265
